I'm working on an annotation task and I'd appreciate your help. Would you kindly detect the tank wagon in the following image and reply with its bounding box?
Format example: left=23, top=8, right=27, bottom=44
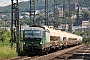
left=23, top=25, right=82, bottom=54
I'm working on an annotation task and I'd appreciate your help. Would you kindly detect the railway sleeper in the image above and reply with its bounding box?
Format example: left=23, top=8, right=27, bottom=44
left=55, top=53, right=74, bottom=60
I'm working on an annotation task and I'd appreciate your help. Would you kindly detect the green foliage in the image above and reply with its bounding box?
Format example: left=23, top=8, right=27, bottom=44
left=78, top=0, right=90, bottom=7
left=0, top=46, right=17, bottom=60
left=0, top=19, right=10, bottom=27
left=0, top=0, right=90, bottom=27
left=0, top=29, right=10, bottom=42
left=83, top=37, right=89, bottom=42
left=76, top=30, right=90, bottom=44
left=0, top=29, right=17, bottom=59
left=75, top=30, right=82, bottom=36
left=81, top=9, right=90, bottom=20
left=65, top=10, right=72, bottom=17
left=0, top=0, right=90, bottom=12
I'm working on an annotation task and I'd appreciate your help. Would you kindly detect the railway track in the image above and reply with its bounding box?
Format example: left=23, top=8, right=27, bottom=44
left=53, top=44, right=90, bottom=60
left=69, top=44, right=90, bottom=60
left=7, top=44, right=84, bottom=60
left=7, top=56, right=39, bottom=60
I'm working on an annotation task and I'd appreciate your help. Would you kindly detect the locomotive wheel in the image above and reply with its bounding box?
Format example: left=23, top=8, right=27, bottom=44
left=43, top=48, right=49, bottom=55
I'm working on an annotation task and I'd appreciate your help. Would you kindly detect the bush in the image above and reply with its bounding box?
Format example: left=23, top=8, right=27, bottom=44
left=0, top=46, right=17, bottom=60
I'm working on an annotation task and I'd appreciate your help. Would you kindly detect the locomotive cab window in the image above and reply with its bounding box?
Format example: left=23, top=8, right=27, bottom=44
left=25, top=30, right=32, bottom=37
left=33, top=30, right=41, bottom=37
left=24, top=30, right=41, bottom=37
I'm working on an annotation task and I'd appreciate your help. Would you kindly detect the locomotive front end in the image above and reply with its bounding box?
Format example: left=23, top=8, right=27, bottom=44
left=23, top=27, right=45, bottom=54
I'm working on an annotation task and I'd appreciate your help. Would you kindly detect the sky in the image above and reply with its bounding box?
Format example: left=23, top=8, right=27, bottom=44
left=0, top=0, right=29, bottom=6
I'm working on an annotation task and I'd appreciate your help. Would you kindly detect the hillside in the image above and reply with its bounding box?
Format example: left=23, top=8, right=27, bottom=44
left=0, top=0, right=90, bottom=12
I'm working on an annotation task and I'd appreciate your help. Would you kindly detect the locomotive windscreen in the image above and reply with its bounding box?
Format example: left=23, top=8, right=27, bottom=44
left=25, top=30, right=41, bottom=37
left=33, top=30, right=41, bottom=37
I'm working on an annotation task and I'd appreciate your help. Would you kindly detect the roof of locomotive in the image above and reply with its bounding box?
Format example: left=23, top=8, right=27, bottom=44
left=30, top=25, right=45, bottom=29
left=24, top=25, right=45, bottom=31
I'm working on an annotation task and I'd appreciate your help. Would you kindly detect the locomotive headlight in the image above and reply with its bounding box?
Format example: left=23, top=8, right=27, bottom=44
left=40, top=42, right=42, bottom=44
left=23, top=42, right=25, bottom=44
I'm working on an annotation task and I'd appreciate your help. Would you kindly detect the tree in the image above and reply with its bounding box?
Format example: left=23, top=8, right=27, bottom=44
left=65, top=10, right=72, bottom=17
left=0, top=29, right=10, bottom=42
left=81, top=9, right=90, bottom=20
left=75, top=30, right=81, bottom=36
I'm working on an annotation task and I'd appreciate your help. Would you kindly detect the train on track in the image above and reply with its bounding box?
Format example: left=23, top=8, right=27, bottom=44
left=23, top=25, right=82, bottom=55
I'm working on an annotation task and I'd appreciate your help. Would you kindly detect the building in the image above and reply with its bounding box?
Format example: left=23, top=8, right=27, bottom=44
left=69, top=2, right=77, bottom=11
left=82, top=21, right=90, bottom=28
left=58, top=24, right=69, bottom=31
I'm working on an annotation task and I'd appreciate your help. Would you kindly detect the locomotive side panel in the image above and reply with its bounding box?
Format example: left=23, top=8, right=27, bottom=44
left=45, top=30, right=50, bottom=48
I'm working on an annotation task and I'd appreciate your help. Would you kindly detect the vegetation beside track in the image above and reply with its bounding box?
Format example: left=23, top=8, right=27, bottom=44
left=0, top=29, right=17, bottom=59
left=76, top=30, right=90, bottom=44
left=0, top=46, right=17, bottom=60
